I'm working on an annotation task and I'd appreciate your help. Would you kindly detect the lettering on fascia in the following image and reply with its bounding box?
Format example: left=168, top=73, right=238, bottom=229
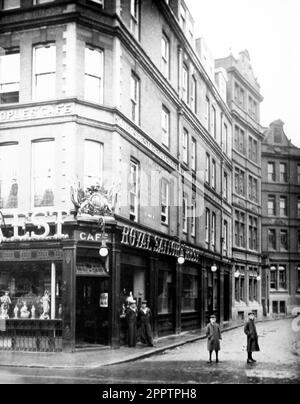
left=0, top=103, right=74, bottom=123
left=0, top=211, right=69, bottom=244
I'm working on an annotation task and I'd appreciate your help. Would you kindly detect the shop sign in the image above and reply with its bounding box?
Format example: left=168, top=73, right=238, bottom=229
left=0, top=249, right=63, bottom=261
left=99, top=293, right=109, bottom=308
left=79, top=232, right=103, bottom=242
left=0, top=103, right=74, bottom=123
left=76, top=264, right=109, bottom=276
left=0, top=211, right=69, bottom=244
left=121, top=226, right=202, bottom=263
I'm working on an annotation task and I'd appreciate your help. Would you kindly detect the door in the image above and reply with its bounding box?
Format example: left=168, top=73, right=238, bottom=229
left=76, top=277, right=109, bottom=345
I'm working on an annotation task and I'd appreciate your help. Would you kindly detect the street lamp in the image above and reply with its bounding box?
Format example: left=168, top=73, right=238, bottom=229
left=234, top=268, right=240, bottom=278
left=99, top=239, right=109, bottom=258
left=177, top=250, right=185, bottom=265
left=211, top=263, right=218, bottom=273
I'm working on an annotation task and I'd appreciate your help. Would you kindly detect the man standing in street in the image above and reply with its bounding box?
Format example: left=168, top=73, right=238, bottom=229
left=206, top=315, right=222, bottom=363
left=126, top=300, right=138, bottom=348
left=138, top=300, right=154, bottom=347
left=244, top=312, right=260, bottom=364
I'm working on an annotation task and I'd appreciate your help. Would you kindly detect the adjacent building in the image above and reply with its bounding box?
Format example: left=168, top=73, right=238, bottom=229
left=261, top=120, right=300, bottom=317
left=216, top=51, right=264, bottom=321
left=0, top=0, right=233, bottom=352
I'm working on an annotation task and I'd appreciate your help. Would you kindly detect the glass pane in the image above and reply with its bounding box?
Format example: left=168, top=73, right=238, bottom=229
left=3, top=0, right=20, bottom=10
left=0, top=53, right=20, bottom=84
left=85, top=75, right=101, bottom=103
left=158, top=270, right=173, bottom=314
left=85, top=48, right=103, bottom=77
left=35, top=46, right=56, bottom=74
left=35, top=73, right=55, bottom=100
left=0, top=145, right=18, bottom=209
left=84, top=141, right=103, bottom=189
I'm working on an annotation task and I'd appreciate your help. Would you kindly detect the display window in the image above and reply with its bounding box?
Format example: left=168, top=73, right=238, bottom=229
left=158, top=269, right=173, bottom=314
left=182, top=267, right=199, bottom=313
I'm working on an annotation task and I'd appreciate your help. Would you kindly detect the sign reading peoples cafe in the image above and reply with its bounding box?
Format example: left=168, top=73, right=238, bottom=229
left=121, top=226, right=202, bottom=263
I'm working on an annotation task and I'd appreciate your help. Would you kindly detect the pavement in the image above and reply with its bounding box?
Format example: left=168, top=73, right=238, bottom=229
left=0, top=318, right=298, bottom=371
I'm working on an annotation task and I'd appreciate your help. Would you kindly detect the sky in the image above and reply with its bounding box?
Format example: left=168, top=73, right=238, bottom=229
left=185, top=0, right=300, bottom=147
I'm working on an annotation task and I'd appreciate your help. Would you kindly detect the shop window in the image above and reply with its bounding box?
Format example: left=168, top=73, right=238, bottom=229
left=181, top=270, right=199, bottom=313
left=0, top=143, right=19, bottom=209
left=33, top=44, right=56, bottom=101
left=0, top=262, right=62, bottom=320
left=2, top=0, right=20, bottom=10
left=158, top=269, right=173, bottom=314
left=84, top=47, right=104, bottom=104
left=32, top=140, right=55, bottom=208
left=0, top=49, right=20, bottom=104
left=120, top=264, right=145, bottom=308
left=84, top=140, right=103, bottom=190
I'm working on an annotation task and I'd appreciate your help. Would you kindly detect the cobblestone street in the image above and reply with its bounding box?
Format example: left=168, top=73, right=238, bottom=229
left=0, top=319, right=298, bottom=384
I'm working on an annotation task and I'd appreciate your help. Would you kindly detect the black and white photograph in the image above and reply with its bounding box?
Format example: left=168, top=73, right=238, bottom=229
left=0, top=0, right=299, bottom=388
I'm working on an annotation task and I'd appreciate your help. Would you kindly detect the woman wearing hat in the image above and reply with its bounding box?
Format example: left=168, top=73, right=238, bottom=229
left=126, top=300, right=138, bottom=347
left=206, top=315, right=222, bottom=363
left=244, top=312, right=260, bottom=364
left=138, top=300, right=154, bottom=347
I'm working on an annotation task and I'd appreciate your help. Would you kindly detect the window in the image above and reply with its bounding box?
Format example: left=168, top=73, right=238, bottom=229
left=249, top=175, right=258, bottom=203
left=182, top=196, right=188, bottom=233
left=161, top=34, right=170, bottom=80
left=84, top=140, right=103, bottom=190
left=268, top=162, right=276, bottom=182
left=249, top=137, right=258, bottom=163
left=205, top=153, right=210, bottom=184
left=205, top=209, right=210, bottom=245
left=272, top=301, right=278, bottom=314
left=33, top=44, right=56, bottom=101
left=205, top=97, right=210, bottom=131
left=223, top=172, right=228, bottom=200
left=279, top=266, right=287, bottom=290
left=131, top=73, right=140, bottom=124
left=191, top=76, right=197, bottom=113
left=88, top=0, right=104, bottom=6
left=161, top=179, right=169, bottom=225
left=234, top=82, right=245, bottom=108
left=0, top=49, right=20, bottom=104
left=223, top=123, right=228, bottom=154
left=84, top=47, right=104, bottom=104
left=130, top=0, right=139, bottom=39
left=182, top=269, right=199, bottom=313
left=32, top=140, right=55, bottom=208
left=268, top=196, right=276, bottom=216
left=191, top=202, right=196, bottom=237
left=280, top=163, right=287, bottom=183
left=223, top=220, right=228, bottom=254
left=234, top=167, right=245, bottom=196
left=297, top=165, right=300, bottom=185
left=234, top=210, right=245, bottom=248
left=191, top=138, right=196, bottom=171
left=234, top=126, right=245, bottom=155
left=248, top=96, right=257, bottom=119
left=297, top=197, right=300, bottom=218
left=158, top=269, right=173, bottom=314
left=129, top=160, right=139, bottom=222
left=182, top=128, right=188, bottom=165
left=162, top=106, right=170, bottom=148
left=182, top=65, right=188, bottom=104
left=180, top=4, right=186, bottom=32
left=211, top=213, right=216, bottom=251
left=0, top=144, right=18, bottom=209
left=280, top=196, right=287, bottom=217
left=280, top=230, right=288, bottom=251
left=249, top=215, right=258, bottom=251
left=235, top=269, right=245, bottom=302
left=280, top=301, right=286, bottom=314
left=211, top=106, right=216, bottom=139
left=268, top=229, right=276, bottom=250
left=34, top=0, right=56, bottom=4
left=2, top=0, right=20, bottom=9
left=270, top=267, right=277, bottom=290
left=212, top=160, right=216, bottom=190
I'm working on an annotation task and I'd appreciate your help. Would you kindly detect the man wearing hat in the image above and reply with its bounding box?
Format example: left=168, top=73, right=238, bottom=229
left=244, top=312, right=260, bottom=364
left=138, top=300, right=154, bottom=347
left=126, top=300, right=138, bottom=347
left=206, top=315, right=222, bottom=363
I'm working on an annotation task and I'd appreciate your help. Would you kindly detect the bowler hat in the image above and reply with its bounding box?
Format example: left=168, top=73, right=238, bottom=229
left=248, top=312, right=255, bottom=316
left=210, top=315, right=216, bottom=319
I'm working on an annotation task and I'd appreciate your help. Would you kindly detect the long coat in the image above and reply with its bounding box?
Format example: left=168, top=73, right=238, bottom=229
left=206, top=323, right=222, bottom=352
left=138, top=308, right=154, bottom=346
left=244, top=320, right=260, bottom=352
left=126, top=308, right=137, bottom=347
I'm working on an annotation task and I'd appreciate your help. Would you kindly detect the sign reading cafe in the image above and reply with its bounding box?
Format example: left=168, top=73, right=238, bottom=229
left=0, top=211, right=69, bottom=243
left=121, top=226, right=202, bottom=263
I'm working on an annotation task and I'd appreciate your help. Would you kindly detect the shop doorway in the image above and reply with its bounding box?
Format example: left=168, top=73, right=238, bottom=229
left=76, top=277, right=109, bottom=347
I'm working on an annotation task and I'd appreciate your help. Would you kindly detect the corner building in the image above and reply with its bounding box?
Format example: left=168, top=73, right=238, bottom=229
left=0, top=0, right=233, bottom=352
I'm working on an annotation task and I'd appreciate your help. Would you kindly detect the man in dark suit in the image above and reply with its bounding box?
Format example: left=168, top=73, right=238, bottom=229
left=138, top=300, right=154, bottom=347
left=244, top=312, right=260, bottom=364
left=126, top=301, right=138, bottom=347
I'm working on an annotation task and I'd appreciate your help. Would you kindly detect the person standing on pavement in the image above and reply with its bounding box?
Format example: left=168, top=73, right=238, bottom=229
left=138, top=300, right=154, bottom=347
left=244, top=312, right=260, bottom=364
left=206, top=315, right=222, bottom=363
left=126, top=300, right=138, bottom=348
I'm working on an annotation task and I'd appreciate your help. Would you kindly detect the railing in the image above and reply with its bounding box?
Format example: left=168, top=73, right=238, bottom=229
left=0, top=320, right=62, bottom=352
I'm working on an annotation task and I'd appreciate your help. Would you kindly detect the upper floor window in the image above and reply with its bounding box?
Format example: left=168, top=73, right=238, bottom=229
left=280, top=230, right=288, bottom=251
left=234, top=210, right=245, bottom=248
left=249, top=137, right=258, bottom=163
left=280, top=196, right=288, bottom=217
left=2, top=0, right=20, bottom=9
left=0, top=49, right=20, bottom=104
left=84, top=140, right=103, bottom=190
left=297, top=197, right=300, bottom=218
left=129, top=159, right=139, bottom=222
left=205, top=97, right=210, bottom=132
left=212, top=160, right=216, bottom=190
left=161, top=179, right=169, bottom=225
left=191, top=202, right=196, bottom=237
left=268, top=162, right=275, bottom=182
left=234, top=82, right=245, bottom=108
left=191, top=76, right=197, bottom=114
left=191, top=138, right=196, bottom=171
left=223, top=220, right=228, bottom=254
left=222, top=123, right=228, bottom=155
left=234, top=125, right=245, bottom=155
left=211, top=212, right=216, bottom=251
left=161, top=34, right=170, bottom=80
left=182, top=128, right=188, bottom=165
left=33, top=44, right=56, bottom=101
left=0, top=143, right=18, bottom=209
left=32, top=140, right=55, bottom=208
left=280, top=163, right=288, bottom=183
left=180, top=4, right=186, bottom=32
left=130, top=0, right=140, bottom=40
left=205, top=208, right=210, bottom=245
left=268, top=229, right=276, bottom=250
left=33, top=0, right=56, bottom=4
left=182, top=196, right=188, bottom=234
left=205, top=153, right=210, bottom=184
left=161, top=106, right=170, bottom=148
left=211, top=106, right=216, bottom=139
left=249, top=215, right=258, bottom=251
left=131, top=73, right=140, bottom=125
left=249, top=175, right=258, bottom=203
left=223, top=172, right=228, bottom=201
left=234, top=167, right=245, bottom=197
left=182, top=64, right=188, bottom=104
left=248, top=96, right=258, bottom=119
left=85, top=47, right=104, bottom=104
left=268, top=196, right=276, bottom=216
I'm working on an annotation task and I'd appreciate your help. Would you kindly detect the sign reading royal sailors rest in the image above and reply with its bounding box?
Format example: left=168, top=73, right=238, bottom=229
left=0, top=211, right=69, bottom=243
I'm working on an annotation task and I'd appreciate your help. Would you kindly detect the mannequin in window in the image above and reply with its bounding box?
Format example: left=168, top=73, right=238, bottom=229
left=40, top=290, right=50, bottom=320
left=0, top=291, right=11, bottom=319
